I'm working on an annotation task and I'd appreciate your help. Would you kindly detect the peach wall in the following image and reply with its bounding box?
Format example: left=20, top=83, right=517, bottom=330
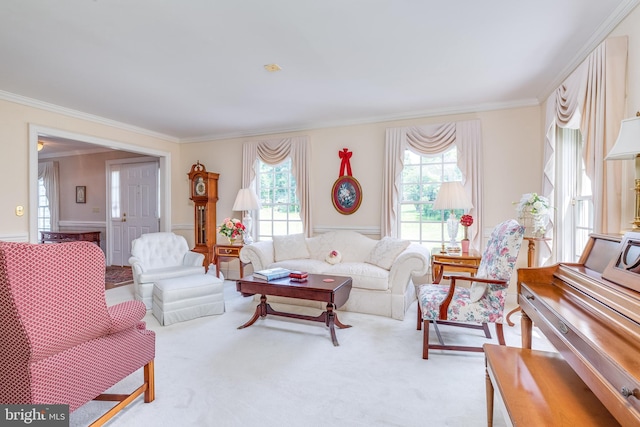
left=0, top=98, right=181, bottom=241
left=610, top=5, right=640, bottom=230
left=179, top=105, right=543, bottom=241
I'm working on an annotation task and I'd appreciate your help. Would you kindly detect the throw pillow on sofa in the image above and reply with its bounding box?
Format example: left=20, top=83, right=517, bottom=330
left=365, top=236, right=410, bottom=270
left=273, top=233, right=311, bottom=262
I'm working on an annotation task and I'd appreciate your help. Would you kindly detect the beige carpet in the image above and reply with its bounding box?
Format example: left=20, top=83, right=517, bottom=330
left=70, top=282, right=555, bottom=426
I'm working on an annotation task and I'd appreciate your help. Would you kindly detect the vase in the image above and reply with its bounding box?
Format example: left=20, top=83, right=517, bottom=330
left=461, top=239, right=470, bottom=253
left=228, top=237, right=240, bottom=245
left=518, top=208, right=549, bottom=238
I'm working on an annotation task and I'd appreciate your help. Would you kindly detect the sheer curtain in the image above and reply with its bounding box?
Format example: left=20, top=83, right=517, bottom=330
left=241, top=136, right=312, bottom=237
left=382, top=120, right=483, bottom=250
left=543, top=36, right=627, bottom=261
left=37, top=161, right=60, bottom=232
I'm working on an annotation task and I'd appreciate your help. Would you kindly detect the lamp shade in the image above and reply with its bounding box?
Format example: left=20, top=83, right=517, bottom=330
left=606, top=116, right=640, bottom=160
left=232, top=188, right=260, bottom=211
left=433, top=181, right=473, bottom=210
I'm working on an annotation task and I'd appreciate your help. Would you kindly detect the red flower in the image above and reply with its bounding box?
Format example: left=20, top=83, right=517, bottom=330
left=460, top=214, right=474, bottom=227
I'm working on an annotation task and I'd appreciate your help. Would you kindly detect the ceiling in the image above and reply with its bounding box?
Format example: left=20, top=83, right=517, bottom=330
left=1, top=0, right=638, bottom=144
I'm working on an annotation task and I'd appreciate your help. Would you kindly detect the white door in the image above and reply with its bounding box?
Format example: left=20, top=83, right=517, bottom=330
left=109, top=160, right=160, bottom=266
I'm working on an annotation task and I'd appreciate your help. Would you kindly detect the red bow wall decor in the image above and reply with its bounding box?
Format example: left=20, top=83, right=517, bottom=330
left=331, top=148, right=362, bottom=215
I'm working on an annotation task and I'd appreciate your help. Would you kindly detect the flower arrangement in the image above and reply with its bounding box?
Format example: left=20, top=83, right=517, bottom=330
left=514, top=193, right=551, bottom=236
left=216, top=217, right=245, bottom=240
left=460, top=214, right=473, bottom=241
left=460, top=214, right=473, bottom=227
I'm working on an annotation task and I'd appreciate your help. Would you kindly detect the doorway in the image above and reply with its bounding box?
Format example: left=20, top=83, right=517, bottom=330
left=107, top=158, right=160, bottom=266
left=29, top=124, right=172, bottom=265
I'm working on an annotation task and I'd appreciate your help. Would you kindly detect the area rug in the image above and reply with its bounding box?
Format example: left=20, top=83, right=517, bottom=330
left=105, top=266, right=133, bottom=289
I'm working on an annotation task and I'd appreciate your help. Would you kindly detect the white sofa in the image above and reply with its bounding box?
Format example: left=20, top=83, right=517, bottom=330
left=129, top=232, right=206, bottom=309
left=239, top=231, right=430, bottom=320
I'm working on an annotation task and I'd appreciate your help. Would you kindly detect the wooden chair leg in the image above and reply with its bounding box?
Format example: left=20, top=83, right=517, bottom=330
left=482, top=322, right=491, bottom=338
left=495, top=323, right=505, bottom=346
left=485, top=364, right=494, bottom=427
left=144, top=360, right=155, bottom=403
left=422, top=319, right=430, bottom=359
left=417, top=303, right=422, bottom=330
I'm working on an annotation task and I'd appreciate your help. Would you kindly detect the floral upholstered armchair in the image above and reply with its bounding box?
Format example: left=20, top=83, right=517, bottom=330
left=416, top=219, right=524, bottom=359
left=0, top=241, right=155, bottom=426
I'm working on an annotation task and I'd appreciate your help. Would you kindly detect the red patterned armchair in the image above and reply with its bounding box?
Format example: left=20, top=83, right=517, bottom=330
left=0, top=241, right=155, bottom=426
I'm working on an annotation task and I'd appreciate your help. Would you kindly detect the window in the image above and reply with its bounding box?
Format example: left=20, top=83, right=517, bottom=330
left=399, top=147, right=462, bottom=246
left=256, top=158, right=302, bottom=240
left=37, top=177, right=51, bottom=233
left=556, top=127, right=593, bottom=262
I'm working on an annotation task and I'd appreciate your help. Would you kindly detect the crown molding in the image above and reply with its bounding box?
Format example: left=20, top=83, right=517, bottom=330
left=180, top=98, right=540, bottom=143
left=0, top=89, right=179, bottom=143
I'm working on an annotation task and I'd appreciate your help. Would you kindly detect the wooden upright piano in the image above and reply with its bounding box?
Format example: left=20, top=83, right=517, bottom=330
left=518, top=232, right=640, bottom=426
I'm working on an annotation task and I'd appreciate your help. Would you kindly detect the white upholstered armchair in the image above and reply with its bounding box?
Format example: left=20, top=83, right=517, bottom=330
left=129, top=232, right=205, bottom=309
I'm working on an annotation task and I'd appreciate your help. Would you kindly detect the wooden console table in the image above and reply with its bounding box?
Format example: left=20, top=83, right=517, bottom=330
left=40, top=231, right=101, bottom=247
left=214, top=244, right=246, bottom=279
left=431, top=248, right=482, bottom=281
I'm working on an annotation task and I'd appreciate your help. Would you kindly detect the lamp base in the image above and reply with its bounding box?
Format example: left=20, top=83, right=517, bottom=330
left=446, top=211, right=459, bottom=252
left=242, top=213, right=254, bottom=245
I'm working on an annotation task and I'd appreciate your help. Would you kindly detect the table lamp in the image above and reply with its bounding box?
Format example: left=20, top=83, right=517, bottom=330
left=232, top=188, right=261, bottom=244
left=606, top=115, right=640, bottom=230
left=433, top=181, right=473, bottom=252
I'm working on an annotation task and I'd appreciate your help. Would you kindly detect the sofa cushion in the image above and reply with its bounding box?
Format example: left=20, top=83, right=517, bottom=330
left=365, top=237, right=410, bottom=270
left=273, top=233, right=310, bottom=262
left=327, top=262, right=389, bottom=291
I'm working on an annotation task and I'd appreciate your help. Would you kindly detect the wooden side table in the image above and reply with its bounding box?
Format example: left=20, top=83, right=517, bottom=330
left=40, top=230, right=101, bottom=247
left=214, top=244, right=246, bottom=279
left=505, top=236, right=551, bottom=326
left=431, top=248, right=482, bottom=281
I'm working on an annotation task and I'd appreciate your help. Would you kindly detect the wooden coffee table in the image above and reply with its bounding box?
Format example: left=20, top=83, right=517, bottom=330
left=236, top=274, right=352, bottom=346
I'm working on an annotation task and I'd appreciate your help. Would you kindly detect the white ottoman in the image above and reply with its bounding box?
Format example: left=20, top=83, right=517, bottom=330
left=152, top=274, right=224, bottom=326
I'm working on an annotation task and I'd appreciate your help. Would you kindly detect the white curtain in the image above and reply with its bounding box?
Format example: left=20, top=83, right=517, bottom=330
left=382, top=120, right=483, bottom=250
left=241, top=136, right=312, bottom=237
left=543, top=36, right=628, bottom=261
left=38, top=161, right=60, bottom=232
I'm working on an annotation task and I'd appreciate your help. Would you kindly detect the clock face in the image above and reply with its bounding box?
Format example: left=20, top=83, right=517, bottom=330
left=195, top=177, right=206, bottom=196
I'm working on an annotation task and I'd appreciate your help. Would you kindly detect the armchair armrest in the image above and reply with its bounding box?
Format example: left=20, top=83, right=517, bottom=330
left=183, top=250, right=205, bottom=266
left=438, top=276, right=508, bottom=319
left=128, top=256, right=145, bottom=283
left=107, top=300, right=147, bottom=334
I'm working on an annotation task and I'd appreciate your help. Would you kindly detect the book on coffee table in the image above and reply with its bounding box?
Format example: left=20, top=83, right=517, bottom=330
left=289, top=270, right=308, bottom=279
left=253, top=267, right=290, bottom=281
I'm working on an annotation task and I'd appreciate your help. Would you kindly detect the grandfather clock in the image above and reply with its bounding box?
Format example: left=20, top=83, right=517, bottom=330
left=187, top=161, right=219, bottom=267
